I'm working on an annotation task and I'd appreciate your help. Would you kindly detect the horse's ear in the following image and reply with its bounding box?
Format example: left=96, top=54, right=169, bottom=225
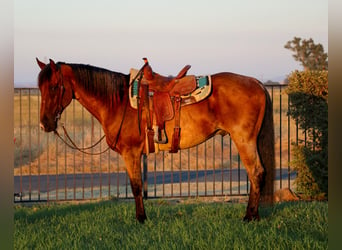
left=36, top=57, right=46, bottom=70
left=49, top=59, right=57, bottom=72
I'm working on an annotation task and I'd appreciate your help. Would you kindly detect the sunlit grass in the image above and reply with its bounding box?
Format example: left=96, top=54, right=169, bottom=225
left=14, top=200, right=327, bottom=249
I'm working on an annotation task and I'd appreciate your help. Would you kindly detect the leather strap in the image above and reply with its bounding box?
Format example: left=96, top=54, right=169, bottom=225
left=141, top=84, right=155, bottom=154
left=170, top=95, right=181, bottom=153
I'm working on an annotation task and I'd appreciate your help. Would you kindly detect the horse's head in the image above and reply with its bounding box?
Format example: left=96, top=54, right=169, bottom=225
left=36, top=58, right=73, bottom=132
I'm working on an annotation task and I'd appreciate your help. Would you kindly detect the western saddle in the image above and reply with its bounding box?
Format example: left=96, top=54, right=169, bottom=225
left=138, top=58, right=197, bottom=153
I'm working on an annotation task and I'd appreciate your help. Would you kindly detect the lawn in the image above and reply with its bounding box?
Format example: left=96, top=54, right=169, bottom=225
left=14, top=200, right=328, bottom=249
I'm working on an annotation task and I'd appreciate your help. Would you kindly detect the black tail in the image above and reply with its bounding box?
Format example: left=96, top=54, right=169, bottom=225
left=258, top=87, right=275, bottom=204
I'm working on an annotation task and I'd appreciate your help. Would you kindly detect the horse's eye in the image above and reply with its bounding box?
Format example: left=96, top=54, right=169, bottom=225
left=50, top=85, right=58, bottom=91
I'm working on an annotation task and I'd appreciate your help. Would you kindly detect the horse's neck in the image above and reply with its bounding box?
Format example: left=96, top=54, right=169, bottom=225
left=72, top=83, right=127, bottom=125
left=73, top=90, right=102, bottom=121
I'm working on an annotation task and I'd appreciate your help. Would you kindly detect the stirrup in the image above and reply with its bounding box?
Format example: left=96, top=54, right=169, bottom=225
left=153, top=126, right=168, bottom=144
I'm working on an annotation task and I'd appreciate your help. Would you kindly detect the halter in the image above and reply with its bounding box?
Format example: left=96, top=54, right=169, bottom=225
left=54, top=69, right=65, bottom=123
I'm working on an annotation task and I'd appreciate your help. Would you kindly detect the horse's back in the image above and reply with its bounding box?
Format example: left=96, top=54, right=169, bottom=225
left=210, top=72, right=266, bottom=96
left=209, top=72, right=267, bottom=118
left=158, top=72, right=267, bottom=151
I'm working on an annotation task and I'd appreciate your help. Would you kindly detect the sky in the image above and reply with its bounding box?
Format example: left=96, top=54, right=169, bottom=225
left=14, top=0, right=328, bottom=87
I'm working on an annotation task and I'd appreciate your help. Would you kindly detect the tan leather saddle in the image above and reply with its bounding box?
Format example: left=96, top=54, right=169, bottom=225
left=139, top=58, right=197, bottom=153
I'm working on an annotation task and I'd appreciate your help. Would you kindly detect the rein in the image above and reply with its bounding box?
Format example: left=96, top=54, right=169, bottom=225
left=53, top=62, right=146, bottom=155
left=54, top=127, right=110, bottom=155
left=54, top=96, right=130, bottom=155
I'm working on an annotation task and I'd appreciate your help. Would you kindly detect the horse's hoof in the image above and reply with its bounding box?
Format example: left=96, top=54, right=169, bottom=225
left=243, top=214, right=260, bottom=222
left=137, top=214, right=147, bottom=224
left=243, top=215, right=252, bottom=222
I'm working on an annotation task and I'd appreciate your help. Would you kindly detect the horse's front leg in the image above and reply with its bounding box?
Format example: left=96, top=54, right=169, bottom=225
left=122, top=152, right=147, bottom=223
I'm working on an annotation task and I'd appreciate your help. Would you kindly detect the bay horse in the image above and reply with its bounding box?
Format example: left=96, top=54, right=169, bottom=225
left=36, top=58, right=275, bottom=223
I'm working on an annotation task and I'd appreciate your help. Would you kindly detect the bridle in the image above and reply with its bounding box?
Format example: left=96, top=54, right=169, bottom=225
left=52, top=67, right=110, bottom=155
left=54, top=69, right=65, bottom=123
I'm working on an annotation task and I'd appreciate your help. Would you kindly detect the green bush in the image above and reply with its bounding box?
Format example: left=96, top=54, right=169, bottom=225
left=286, top=70, right=328, bottom=199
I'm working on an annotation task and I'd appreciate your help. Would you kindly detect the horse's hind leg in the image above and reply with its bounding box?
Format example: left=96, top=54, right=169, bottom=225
left=233, top=139, right=265, bottom=221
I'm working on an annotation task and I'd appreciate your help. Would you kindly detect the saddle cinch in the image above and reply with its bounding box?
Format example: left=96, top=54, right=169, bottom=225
left=130, top=58, right=212, bottom=154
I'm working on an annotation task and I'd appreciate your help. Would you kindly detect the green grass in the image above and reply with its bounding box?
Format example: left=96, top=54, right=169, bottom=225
left=14, top=200, right=328, bottom=249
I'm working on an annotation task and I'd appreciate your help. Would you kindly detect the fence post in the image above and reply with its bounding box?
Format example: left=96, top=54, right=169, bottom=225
left=143, top=154, right=148, bottom=199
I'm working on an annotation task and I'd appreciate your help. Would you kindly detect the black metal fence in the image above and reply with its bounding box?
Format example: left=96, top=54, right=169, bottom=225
left=14, top=85, right=302, bottom=202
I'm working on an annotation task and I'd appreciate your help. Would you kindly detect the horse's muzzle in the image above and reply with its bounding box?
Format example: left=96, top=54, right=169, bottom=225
left=40, top=121, right=56, bottom=132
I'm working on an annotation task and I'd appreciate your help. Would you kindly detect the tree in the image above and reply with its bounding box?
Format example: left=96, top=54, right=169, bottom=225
left=284, top=37, right=328, bottom=70
left=285, top=37, right=328, bottom=199
left=286, top=70, right=328, bottom=199
left=263, top=80, right=279, bottom=85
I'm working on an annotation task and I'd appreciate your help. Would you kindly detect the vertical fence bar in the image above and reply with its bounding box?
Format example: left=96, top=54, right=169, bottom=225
left=279, top=85, right=282, bottom=189
left=73, top=100, right=76, bottom=200
left=313, top=129, right=316, bottom=152
left=187, top=148, right=190, bottom=197
left=288, top=90, right=291, bottom=188
left=117, top=152, right=120, bottom=198
left=19, top=89, right=23, bottom=201
left=55, top=130, right=59, bottom=201
left=271, top=86, right=275, bottom=193
left=196, top=145, right=199, bottom=196
left=107, top=149, right=111, bottom=198
left=237, top=154, right=241, bottom=195
left=46, top=133, right=50, bottom=201
left=304, top=128, right=307, bottom=147
left=213, top=137, right=215, bottom=195
left=179, top=151, right=182, bottom=197
left=154, top=153, right=157, bottom=197
left=204, top=140, right=207, bottom=196
left=81, top=106, right=85, bottom=199
left=99, top=127, right=102, bottom=199
left=171, top=154, right=174, bottom=197
left=221, top=136, right=224, bottom=196
left=162, top=151, right=165, bottom=197
left=37, top=90, right=41, bottom=200
left=296, top=118, right=299, bottom=146
left=125, top=160, right=129, bottom=198
left=64, top=110, right=67, bottom=200
left=91, top=116, right=94, bottom=199
left=229, top=137, right=232, bottom=195
left=28, top=89, right=32, bottom=201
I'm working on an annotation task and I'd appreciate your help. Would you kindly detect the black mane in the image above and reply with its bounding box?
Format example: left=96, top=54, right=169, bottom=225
left=39, top=62, right=130, bottom=106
